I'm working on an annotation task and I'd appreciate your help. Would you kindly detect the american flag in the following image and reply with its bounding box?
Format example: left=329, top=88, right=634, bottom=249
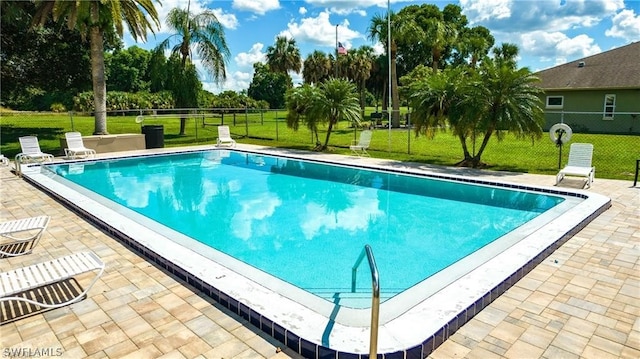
left=337, top=42, right=347, bottom=55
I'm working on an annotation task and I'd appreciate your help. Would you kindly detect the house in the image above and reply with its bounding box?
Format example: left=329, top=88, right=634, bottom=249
left=535, top=41, right=640, bottom=134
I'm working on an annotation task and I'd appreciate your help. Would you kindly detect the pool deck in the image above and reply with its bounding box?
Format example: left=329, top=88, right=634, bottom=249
left=1, top=144, right=638, bottom=359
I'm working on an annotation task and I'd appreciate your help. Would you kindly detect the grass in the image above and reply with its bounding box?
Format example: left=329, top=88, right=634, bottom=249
left=1, top=110, right=638, bottom=181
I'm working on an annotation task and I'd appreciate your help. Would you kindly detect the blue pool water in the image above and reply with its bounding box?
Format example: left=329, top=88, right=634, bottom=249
left=49, top=150, right=564, bottom=303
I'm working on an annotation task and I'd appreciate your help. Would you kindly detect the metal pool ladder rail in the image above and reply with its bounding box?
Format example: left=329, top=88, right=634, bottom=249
left=352, top=244, right=380, bottom=357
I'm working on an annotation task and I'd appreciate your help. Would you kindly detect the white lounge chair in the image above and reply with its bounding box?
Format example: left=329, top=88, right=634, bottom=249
left=556, top=143, right=595, bottom=188
left=350, top=130, right=373, bottom=157
left=216, top=126, right=236, bottom=147
left=0, top=216, right=50, bottom=258
left=0, top=252, right=104, bottom=312
left=64, top=132, right=96, bottom=159
left=15, top=136, right=54, bottom=175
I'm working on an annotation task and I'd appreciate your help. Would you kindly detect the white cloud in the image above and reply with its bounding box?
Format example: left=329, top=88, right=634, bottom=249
left=211, top=8, right=239, bottom=30
left=203, top=71, right=253, bottom=94
left=606, top=9, right=640, bottom=41
left=461, top=0, right=625, bottom=32
left=299, top=188, right=383, bottom=240
left=299, top=7, right=307, bottom=15
left=235, top=43, right=267, bottom=69
left=372, top=42, right=385, bottom=56
left=303, top=0, right=395, bottom=14
left=232, top=195, right=282, bottom=240
left=232, top=0, right=280, bottom=15
left=459, top=0, right=511, bottom=22
left=280, top=10, right=361, bottom=52
left=520, top=31, right=601, bottom=66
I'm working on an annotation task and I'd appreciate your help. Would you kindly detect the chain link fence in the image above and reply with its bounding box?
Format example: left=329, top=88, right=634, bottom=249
left=1, top=109, right=638, bottom=180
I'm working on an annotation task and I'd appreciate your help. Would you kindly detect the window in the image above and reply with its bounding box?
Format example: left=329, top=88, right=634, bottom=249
left=603, top=94, right=616, bottom=120
left=546, top=96, right=564, bottom=109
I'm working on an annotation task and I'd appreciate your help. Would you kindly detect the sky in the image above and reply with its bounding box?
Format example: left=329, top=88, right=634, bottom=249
left=123, top=0, right=640, bottom=94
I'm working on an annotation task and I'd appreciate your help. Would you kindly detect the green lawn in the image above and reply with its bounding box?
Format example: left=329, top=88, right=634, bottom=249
left=1, top=110, right=638, bottom=181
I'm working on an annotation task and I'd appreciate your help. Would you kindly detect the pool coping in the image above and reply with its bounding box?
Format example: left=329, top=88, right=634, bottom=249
left=18, top=145, right=611, bottom=357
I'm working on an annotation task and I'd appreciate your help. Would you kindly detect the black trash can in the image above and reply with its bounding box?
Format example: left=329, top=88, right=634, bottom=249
left=141, top=125, right=164, bottom=149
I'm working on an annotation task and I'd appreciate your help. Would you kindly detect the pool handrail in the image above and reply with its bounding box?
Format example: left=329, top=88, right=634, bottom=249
left=351, top=244, right=380, bottom=357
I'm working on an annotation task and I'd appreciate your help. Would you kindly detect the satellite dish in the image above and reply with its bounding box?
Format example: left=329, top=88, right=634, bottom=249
left=135, top=115, right=145, bottom=124
left=549, top=123, right=572, bottom=169
left=549, top=123, right=572, bottom=145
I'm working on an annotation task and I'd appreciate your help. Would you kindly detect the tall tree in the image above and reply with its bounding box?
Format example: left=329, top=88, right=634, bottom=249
left=248, top=62, right=292, bottom=109
left=165, top=53, right=201, bottom=117
left=105, top=46, right=151, bottom=92
left=32, top=0, right=160, bottom=134
left=453, top=26, right=495, bottom=68
left=397, top=4, right=465, bottom=72
left=1, top=1, right=92, bottom=111
left=365, top=54, right=389, bottom=112
left=302, top=50, right=331, bottom=85
left=492, top=43, right=520, bottom=68
left=155, top=5, right=231, bottom=135
left=345, top=47, right=374, bottom=113
left=265, top=36, right=302, bottom=76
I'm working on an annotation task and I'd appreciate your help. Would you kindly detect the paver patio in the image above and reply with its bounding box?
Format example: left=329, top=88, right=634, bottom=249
left=0, top=146, right=638, bottom=359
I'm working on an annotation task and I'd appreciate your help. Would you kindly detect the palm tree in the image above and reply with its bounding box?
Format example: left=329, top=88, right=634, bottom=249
left=366, top=54, right=389, bottom=113
left=424, top=18, right=457, bottom=71
left=368, top=11, right=401, bottom=127
left=156, top=7, right=230, bottom=82
left=284, top=84, right=322, bottom=144
left=492, top=43, right=520, bottom=68
left=32, top=0, right=160, bottom=135
left=407, top=44, right=544, bottom=168
left=465, top=57, right=544, bottom=167
left=285, top=78, right=361, bottom=151
left=407, top=65, right=476, bottom=161
left=455, top=26, right=494, bottom=68
left=302, top=50, right=331, bottom=85
left=266, top=36, right=302, bottom=76
left=345, top=47, right=374, bottom=114
left=155, top=6, right=230, bottom=135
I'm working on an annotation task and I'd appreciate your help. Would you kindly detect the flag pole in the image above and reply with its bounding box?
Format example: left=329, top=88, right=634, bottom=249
left=387, top=0, right=392, bottom=150
left=335, top=24, right=339, bottom=77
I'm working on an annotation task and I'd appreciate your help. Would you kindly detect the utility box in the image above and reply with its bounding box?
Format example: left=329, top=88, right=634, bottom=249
left=141, top=125, right=164, bottom=149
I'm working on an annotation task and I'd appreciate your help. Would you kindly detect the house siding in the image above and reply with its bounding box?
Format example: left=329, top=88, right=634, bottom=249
left=541, top=89, right=640, bottom=134
left=535, top=42, right=640, bottom=135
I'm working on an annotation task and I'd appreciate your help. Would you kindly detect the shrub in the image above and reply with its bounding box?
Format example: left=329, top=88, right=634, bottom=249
left=50, top=103, right=66, bottom=112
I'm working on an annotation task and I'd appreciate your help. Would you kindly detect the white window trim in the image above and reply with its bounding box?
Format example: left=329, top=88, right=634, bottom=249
left=546, top=96, right=564, bottom=110
left=603, top=94, right=615, bottom=120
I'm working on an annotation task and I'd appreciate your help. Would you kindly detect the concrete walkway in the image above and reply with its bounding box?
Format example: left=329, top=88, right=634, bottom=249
left=0, top=150, right=638, bottom=359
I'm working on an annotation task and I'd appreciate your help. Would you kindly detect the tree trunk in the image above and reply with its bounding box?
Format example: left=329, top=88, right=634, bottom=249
left=320, top=119, right=336, bottom=150
left=179, top=117, right=187, bottom=135
left=390, top=42, right=400, bottom=128
left=471, top=127, right=495, bottom=167
left=457, top=133, right=472, bottom=160
left=90, top=3, right=108, bottom=135
left=381, top=78, right=388, bottom=112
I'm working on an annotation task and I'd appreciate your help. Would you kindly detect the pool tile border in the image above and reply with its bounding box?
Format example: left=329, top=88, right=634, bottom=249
left=22, top=148, right=611, bottom=358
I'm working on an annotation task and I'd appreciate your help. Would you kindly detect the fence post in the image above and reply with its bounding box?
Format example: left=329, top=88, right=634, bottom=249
left=69, top=111, right=75, bottom=132
left=245, top=108, right=249, bottom=138
left=275, top=110, right=279, bottom=141
left=407, top=113, right=411, bottom=155
left=194, top=116, right=198, bottom=142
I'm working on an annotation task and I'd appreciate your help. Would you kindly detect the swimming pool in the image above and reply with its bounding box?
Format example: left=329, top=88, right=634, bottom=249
left=21, top=146, right=610, bottom=357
